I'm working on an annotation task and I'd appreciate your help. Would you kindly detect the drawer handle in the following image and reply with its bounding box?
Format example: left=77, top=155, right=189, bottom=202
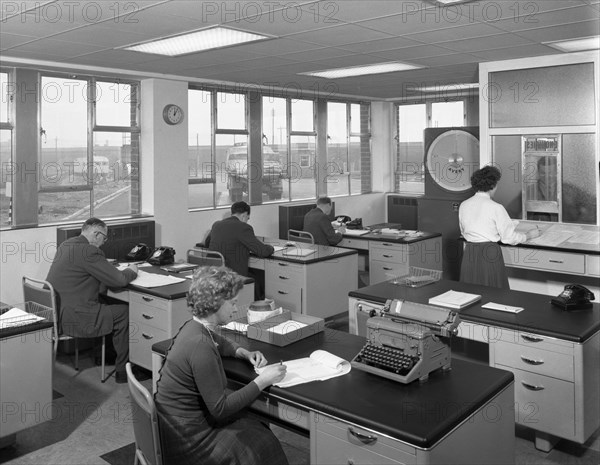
left=142, top=313, right=154, bottom=320
left=277, top=291, right=288, bottom=295
left=548, top=259, right=563, bottom=264
left=278, top=275, right=290, bottom=280
left=521, top=381, right=545, bottom=391
left=142, top=333, right=154, bottom=340
left=521, top=335, right=544, bottom=343
left=383, top=267, right=392, bottom=271
left=277, top=263, right=289, bottom=267
left=142, top=296, right=153, bottom=302
left=521, top=356, right=544, bottom=365
left=382, top=254, right=393, bottom=258
left=348, top=427, right=377, bottom=445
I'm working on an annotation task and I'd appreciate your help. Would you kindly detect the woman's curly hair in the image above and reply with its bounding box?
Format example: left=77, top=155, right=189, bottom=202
left=186, top=266, right=244, bottom=318
left=470, top=165, right=502, bottom=192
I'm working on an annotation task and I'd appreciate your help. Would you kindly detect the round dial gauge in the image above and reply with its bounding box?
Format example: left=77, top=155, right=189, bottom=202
left=162, top=104, right=184, bottom=125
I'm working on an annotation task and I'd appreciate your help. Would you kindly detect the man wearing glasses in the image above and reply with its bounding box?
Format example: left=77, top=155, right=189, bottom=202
left=47, top=217, right=138, bottom=383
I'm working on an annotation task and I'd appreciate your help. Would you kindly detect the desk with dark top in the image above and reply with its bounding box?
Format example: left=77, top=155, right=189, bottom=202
left=0, top=313, right=53, bottom=447
left=152, top=328, right=515, bottom=465
left=107, top=266, right=254, bottom=371
left=249, top=239, right=358, bottom=319
left=348, top=279, right=600, bottom=452
left=337, top=225, right=443, bottom=285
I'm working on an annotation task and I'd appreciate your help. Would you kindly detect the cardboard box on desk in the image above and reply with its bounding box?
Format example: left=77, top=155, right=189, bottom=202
left=247, top=310, right=324, bottom=346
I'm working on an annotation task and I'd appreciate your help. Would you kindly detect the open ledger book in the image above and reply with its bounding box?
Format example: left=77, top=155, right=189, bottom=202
left=255, top=350, right=351, bottom=388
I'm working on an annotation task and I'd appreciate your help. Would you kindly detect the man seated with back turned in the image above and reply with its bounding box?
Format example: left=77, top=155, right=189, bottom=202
left=46, top=217, right=138, bottom=384
left=205, top=201, right=274, bottom=300
left=303, top=196, right=345, bottom=246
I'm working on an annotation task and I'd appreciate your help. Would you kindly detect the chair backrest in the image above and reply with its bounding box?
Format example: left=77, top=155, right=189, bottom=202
left=126, top=362, right=163, bottom=465
left=288, top=229, right=314, bottom=244
left=187, top=248, right=225, bottom=267
left=22, top=276, right=60, bottom=356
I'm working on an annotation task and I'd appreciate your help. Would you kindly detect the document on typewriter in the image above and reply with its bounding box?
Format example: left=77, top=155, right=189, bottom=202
left=255, top=350, right=351, bottom=388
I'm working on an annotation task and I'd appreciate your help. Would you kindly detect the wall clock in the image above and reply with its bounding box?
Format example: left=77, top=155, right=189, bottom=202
left=162, top=104, right=184, bottom=125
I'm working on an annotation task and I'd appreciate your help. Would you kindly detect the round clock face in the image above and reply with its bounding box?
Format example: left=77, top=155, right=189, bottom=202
left=163, top=104, right=184, bottom=125
left=425, top=130, right=479, bottom=192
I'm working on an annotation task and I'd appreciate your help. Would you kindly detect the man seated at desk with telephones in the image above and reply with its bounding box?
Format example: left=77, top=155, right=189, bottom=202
left=303, top=196, right=345, bottom=246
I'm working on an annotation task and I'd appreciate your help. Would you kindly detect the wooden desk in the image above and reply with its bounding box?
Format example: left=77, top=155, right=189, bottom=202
left=348, top=280, right=600, bottom=452
left=250, top=239, right=358, bottom=319
left=0, top=320, right=53, bottom=447
left=152, top=329, right=515, bottom=465
left=338, top=227, right=442, bottom=285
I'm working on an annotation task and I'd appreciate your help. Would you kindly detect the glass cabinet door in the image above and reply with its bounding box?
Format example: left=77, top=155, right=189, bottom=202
left=522, top=135, right=561, bottom=222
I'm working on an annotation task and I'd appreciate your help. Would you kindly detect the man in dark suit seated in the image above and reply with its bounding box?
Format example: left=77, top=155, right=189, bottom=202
left=205, top=201, right=274, bottom=300
left=46, top=217, right=138, bottom=383
left=303, top=196, right=345, bottom=246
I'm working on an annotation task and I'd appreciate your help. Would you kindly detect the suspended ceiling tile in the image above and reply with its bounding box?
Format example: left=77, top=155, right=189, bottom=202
left=413, top=53, right=481, bottom=67
left=335, top=36, right=422, bottom=53
left=0, top=32, right=38, bottom=50
left=285, top=23, right=392, bottom=46
left=440, top=33, right=535, bottom=52
left=472, top=44, right=562, bottom=61
left=50, top=25, right=151, bottom=48
left=356, top=11, right=475, bottom=36
left=514, top=20, right=600, bottom=42
left=405, top=22, right=507, bottom=43
left=283, top=47, right=356, bottom=63
left=491, top=7, right=599, bottom=32
left=371, top=44, right=456, bottom=60
left=8, top=38, right=107, bottom=58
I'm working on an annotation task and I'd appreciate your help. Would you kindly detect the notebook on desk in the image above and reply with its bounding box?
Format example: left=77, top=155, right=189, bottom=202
left=283, top=248, right=316, bottom=257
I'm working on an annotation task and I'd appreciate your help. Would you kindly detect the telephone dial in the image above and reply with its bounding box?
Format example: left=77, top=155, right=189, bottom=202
left=551, top=284, right=595, bottom=311
left=147, top=246, right=176, bottom=266
left=336, top=215, right=352, bottom=224
left=346, top=218, right=363, bottom=230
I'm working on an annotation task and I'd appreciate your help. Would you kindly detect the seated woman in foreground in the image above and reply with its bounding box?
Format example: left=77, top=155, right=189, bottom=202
left=154, top=266, right=288, bottom=465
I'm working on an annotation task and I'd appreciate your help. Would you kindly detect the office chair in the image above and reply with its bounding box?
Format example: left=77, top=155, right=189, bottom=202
left=187, top=248, right=225, bottom=267
left=126, top=362, right=164, bottom=465
left=22, top=276, right=114, bottom=383
left=288, top=229, right=314, bottom=244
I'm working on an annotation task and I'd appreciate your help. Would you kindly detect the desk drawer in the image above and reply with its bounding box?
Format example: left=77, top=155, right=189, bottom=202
left=130, top=323, right=168, bottom=371
left=493, top=340, right=574, bottom=381
left=502, top=365, right=575, bottom=439
left=490, top=328, right=574, bottom=355
left=130, top=303, right=169, bottom=331
left=587, top=255, right=600, bottom=277
left=502, top=247, right=585, bottom=274
left=370, top=245, right=407, bottom=264
left=315, top=416, right=416, bottom=465
left=370, top=261, right=409, bottom=284
left=267, top=283, right=302, bottom=313
left=338, top=237, right=369, bottom=251
left=266, top=260, right=304, bottom=279
left=130, top=292, right=170, bottom=311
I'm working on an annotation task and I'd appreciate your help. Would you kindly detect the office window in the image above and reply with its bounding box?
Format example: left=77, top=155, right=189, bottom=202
left=395, top=100, right=465, bottom=194
left=37, top=75, right=140, bottom=224
left=262, top=96, right=289, bottom=203
left=0, top=71, right=11, bottom=227
left=350, top=103, right=371, bottom=195
left=188, top=89, right=213, bottom=209
left=290, top=99, right=316, bottom=200
left=188, top=89, right=248, bottom=209
left=326, top=102, right=348, bottom=197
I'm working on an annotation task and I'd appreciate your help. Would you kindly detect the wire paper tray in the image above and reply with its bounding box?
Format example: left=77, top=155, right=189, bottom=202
left=0, top=301, right=53, bottom=330
left=386, top=267, right=442, bottom=288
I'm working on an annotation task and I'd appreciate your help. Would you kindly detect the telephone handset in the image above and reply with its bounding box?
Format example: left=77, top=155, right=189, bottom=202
left=336, top=215, right=352, bottom=224
left=346, top=218, right=363, bottom=230
left=551, top=284, right=595, bottom=311
left=147, top=246, right=175, bottom=266
left=126, top=243, right=152, bottom=261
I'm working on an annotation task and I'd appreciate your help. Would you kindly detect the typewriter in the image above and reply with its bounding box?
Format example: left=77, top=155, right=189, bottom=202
left=351, top=299, right=461, bottom=384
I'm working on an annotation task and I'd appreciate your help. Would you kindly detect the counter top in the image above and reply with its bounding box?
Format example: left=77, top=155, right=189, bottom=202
left=507, top=222, right=599, bottom=255
left=349, top=279, right=600, bottom=343
left=153, top=328, right=513, bottom=449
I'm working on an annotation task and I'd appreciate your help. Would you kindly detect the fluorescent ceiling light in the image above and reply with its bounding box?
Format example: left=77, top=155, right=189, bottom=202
left=413, top=83, right=479, bottom=92
left=300, top=62, right=424, bottom=79
left=122, top=26, right=271, bottom=56
left=434, top=0, right=471, bottom=4
left=544, top=36, right=600, bottom=52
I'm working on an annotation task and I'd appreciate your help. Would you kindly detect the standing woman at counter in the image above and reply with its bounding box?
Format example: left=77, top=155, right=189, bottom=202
left=154, top=266, right=288, bottom=465
left=459, top=166, right=540, bottom=288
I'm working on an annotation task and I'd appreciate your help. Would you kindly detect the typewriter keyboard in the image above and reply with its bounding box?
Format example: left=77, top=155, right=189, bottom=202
left=354, top=342, right=419, bottom=376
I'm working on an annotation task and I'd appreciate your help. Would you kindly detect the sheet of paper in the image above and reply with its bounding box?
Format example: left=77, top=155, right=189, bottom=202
left=267, top=320, right=308, bottom=335
left=566, top=230, right=600, bottom=245
left=482, top=302, right=524, bottom=313
left=129, top=270, right=186, bottom=288
left=222, top=321, right=248, bottom=333
left=343, top=229, right=371, bottom=236
left=528, top=230, right=575, bottom=247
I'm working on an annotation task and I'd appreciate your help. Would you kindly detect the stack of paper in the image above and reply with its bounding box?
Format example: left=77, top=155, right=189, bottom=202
left=0, top=308, right=46, bottom=330
left=429, top=290, right=481, bottom=309
left=283, top=248, right=316, bottom=257
left=343, top=229, right=371, bottom=236
left=130, top=270, right=186, bottom=288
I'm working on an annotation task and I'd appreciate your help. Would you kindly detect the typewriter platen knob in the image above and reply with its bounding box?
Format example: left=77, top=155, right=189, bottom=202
left=369, top=309, right=377, bottom=317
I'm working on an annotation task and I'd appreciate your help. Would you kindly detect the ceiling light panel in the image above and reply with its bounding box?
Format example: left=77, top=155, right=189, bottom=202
left=122, top=26, right=271, bottom=56
left=544, top=36, right=600, bottom=52
left=301, top=62, right=424, bottom=79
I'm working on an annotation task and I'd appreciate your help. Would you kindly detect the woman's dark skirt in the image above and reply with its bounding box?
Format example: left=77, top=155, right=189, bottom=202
left=460, top=242, right=509, bottom=289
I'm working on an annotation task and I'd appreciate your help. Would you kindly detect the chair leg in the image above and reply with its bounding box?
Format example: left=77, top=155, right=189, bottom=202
left=100, top=335, right=116, bottom=383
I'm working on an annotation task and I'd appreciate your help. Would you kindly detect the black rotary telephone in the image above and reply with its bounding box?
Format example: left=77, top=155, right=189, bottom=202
left=551, top=284, right=595, bottom=311
left=147, top=246, right=176, bottom=266
left=126, top=243, right=152, bottom=261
